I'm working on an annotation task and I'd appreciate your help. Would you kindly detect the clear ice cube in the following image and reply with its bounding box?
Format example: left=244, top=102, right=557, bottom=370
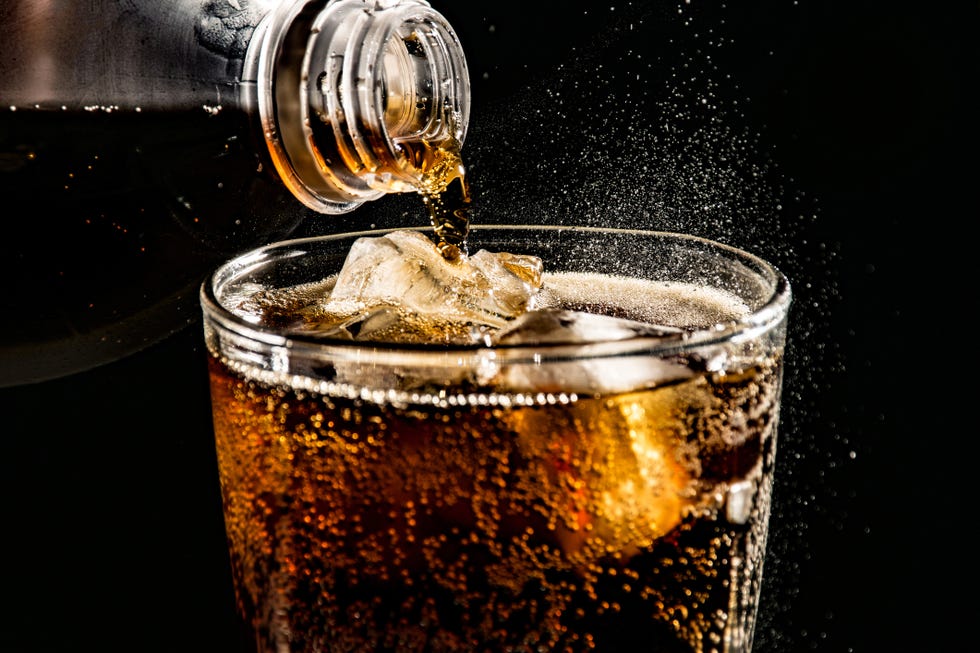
left=304, top=230, right=543, bottom=343
left=725, top=478, right=758, bottom=525
left=487, top=309, right=691, bottom=393
left=492, top=308, right=682, bottom=345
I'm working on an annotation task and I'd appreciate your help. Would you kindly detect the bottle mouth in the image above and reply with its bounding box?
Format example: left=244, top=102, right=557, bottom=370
left=247, top=0, right=471, bottom=214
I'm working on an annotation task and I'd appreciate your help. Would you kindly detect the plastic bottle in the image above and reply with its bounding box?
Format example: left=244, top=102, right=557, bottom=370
left=0, top=0, right=470, bottom=385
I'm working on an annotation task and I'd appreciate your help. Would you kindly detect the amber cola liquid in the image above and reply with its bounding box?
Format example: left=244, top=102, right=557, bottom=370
left=206, top=272, right=784, bottom=653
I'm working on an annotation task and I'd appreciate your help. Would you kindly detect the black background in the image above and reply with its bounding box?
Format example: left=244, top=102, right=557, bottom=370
left=1, top=2, right=974, bottom=651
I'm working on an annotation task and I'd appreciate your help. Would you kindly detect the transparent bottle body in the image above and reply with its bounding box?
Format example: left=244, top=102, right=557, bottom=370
left=0, top=0, right=470, bottom=385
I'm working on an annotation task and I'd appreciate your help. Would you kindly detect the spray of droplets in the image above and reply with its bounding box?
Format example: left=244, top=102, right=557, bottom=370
left=458, top=3, right=847, bottom=651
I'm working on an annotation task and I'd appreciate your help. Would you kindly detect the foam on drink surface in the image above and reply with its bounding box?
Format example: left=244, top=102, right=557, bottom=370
left=227, top=229, right=752, bottom=352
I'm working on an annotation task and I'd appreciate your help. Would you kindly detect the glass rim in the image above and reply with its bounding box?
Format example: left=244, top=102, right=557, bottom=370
left=200, top=224, right=792, bottom=360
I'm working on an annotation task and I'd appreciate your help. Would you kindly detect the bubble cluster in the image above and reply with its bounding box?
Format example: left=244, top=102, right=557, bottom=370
left=208, top=342, right=783, bottom=651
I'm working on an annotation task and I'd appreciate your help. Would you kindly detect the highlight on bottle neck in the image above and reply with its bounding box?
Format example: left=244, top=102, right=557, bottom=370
left=245, top=0, right=471, bottom=214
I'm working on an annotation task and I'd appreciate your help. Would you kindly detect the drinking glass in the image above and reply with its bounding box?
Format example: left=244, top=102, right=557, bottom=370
left=200, top=225, right=792, bottom=652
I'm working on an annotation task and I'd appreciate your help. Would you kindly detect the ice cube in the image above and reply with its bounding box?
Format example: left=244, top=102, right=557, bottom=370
left=306, top=230, right=543, bottom=343
left=493, top=308, right=683, bottom=345
left=725, top=478, right=758, bottom=525
left=505, top=387, right=699, bottom=560
left=487, top=309, right=691, bottom=393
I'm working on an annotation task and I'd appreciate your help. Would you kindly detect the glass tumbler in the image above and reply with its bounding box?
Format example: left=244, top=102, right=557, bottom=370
left=200, top=225, right=792, bottom=653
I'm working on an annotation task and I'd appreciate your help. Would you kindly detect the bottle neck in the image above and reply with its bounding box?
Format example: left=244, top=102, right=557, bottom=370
left=244, top=0, right=471, bottom=214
